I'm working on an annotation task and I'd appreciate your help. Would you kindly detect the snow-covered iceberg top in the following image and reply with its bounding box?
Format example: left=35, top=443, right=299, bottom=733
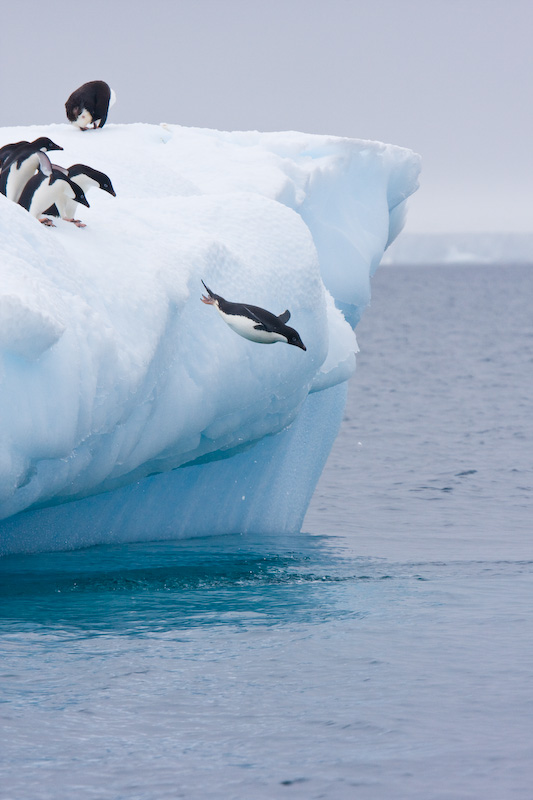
left=0, top=123, right=420, bottom=541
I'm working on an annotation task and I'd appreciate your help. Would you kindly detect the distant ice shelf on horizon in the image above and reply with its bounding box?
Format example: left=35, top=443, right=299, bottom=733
left=382, top=232, right=533, bottom=265
left=0, top=122, right=420, bottom=555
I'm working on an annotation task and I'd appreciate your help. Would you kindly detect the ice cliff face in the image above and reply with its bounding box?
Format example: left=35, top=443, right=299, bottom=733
left=0, top=123, right=420, bottom=554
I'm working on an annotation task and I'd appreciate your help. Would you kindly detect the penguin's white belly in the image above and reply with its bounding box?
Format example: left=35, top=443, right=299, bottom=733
left=56, top=176, right=95, bottom=219
left=28, top=181, right=74, bottom=218
left=6, top=156, right=39, bottom=202
left=217, top=309, right=285, bottom=344
left=72, top=175, right=98, bottom=194
left=55, top=194, right=76, bottom=219
left=73, top=110, right=93, bottom=129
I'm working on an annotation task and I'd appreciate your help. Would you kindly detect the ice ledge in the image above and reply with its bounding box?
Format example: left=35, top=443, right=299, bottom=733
left=0, top=123, right=419, bottom=551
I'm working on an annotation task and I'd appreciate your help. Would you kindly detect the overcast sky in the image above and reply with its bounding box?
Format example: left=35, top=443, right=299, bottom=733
left=2, top=0, right=531, bottom=233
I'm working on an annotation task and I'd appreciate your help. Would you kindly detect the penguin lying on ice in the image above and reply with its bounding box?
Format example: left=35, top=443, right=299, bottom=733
left=18, top=167, right=90, bottom=226
left=201, top=281, right=306, bottom=350
left=65, top=80, right=116, bottom=130
left=0, top=138, right=63, bottom=201
left=43, top=164, right=116, bottom=227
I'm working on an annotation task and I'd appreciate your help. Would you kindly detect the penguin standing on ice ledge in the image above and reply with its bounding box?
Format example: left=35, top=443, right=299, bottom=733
left=18, top=167, right=90, bottom=226
left=43, top=164, right=116, bottom=227
left=201, top=281, right=306, bottom=350
left=0, top=138, right=63, bottom=201
left=0, top=136, right=61, bottom=167
left=65, top=80, right=116, bottom=130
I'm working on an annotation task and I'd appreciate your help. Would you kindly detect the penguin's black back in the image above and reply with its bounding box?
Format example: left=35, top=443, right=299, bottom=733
left=0, top=166, right=9, bottom=195
left=219, top=298, right=281, bottom=327
left=17, top=172, right=46, bottom=210
left=65, top=81, right=112, bottom=127
left=0, top=140, right=28, bottom=166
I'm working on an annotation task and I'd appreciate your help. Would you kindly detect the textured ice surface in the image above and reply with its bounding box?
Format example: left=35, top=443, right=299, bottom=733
left=0, top=123, right=420, bottom=554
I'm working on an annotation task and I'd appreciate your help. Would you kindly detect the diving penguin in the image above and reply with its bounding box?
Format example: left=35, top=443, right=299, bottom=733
left=65, top=80, right=116, bottom=130
left=43, top=163, right=116, bottom=227
left=0, top=138, right=64, bottom=202
left=18, top=168, right=90, bottom=226
left=201, top=281, right=306, bottom=350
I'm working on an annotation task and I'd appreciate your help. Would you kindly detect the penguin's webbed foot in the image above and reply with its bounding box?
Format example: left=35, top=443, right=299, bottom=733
left=39, top=217, right=56, bottom=227
left=65, top=218, right=86, bottom=228
left=201, top=280, right=216, bottom=305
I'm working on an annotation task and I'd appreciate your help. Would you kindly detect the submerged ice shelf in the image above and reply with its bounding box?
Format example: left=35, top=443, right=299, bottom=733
left=0, top=122, right=420, bottom=555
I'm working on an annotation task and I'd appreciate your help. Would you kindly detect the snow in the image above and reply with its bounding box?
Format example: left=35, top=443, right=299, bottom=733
left=0, top=122, right=420, bottom=554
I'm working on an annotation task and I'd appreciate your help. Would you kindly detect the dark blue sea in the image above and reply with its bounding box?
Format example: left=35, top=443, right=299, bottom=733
left=1, top=264, right=532, bottom=799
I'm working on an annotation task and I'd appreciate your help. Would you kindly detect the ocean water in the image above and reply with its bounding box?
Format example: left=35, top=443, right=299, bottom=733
left=1, top=264, right=532, bottom=800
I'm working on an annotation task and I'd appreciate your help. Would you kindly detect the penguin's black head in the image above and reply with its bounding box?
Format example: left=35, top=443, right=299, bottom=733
left=285, top=328, right=306, bottom=351
left=50, top=171, right=90, bottom=208
left=72, top=182, right=90, bottom=208
left=66, top=105, right=80, bottom=122
left=34, top=137, right=63, bottom=152
left=99, top=176, right=116, bottom=196
left=68, top=164, right=116, bottom=196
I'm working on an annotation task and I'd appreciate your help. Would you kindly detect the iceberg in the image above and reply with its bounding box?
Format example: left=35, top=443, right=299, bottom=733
left=0, top=122, right=420, bottom=555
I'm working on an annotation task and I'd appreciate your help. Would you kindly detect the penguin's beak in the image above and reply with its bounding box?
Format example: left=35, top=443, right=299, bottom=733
left=288, top=336, right=306, bottom=350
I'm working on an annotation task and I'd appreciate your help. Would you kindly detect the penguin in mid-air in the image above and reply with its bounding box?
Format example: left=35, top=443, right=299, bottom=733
left=43, top=164, right=116, bottom=227
left=18, top=167, right=90, bottom=226
left=201, top=281, right=306, bottom=350
left=65, top=80, right=116, bottom=130
left=0, top=138, right=64, bottom=201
